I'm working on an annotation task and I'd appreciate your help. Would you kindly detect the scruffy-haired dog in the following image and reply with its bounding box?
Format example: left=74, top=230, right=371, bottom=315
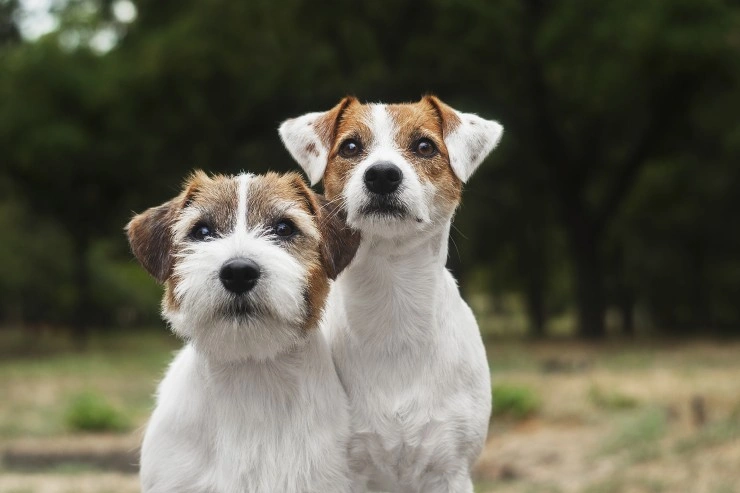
left=127, top=171, right=359, bottom=493
left=280, top=96, right=503, bottom=492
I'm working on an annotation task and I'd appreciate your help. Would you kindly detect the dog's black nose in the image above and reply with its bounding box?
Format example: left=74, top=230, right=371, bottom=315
left=364, top=162, right=403, bottom=195
left=219, top=258, right=260, bottom=294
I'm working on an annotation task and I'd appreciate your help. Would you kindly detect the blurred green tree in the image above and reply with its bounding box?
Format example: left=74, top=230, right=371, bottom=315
left=0, top=0, right=738, bottom=340
left=0, top=0, right=20, bottom=46
left=450, top=0, right=736, bottom=338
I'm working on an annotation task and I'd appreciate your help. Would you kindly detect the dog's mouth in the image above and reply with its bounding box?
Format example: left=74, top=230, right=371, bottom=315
left=359, top=196, right=409, bottom=219
left=218, top=298, right=258, bottom=320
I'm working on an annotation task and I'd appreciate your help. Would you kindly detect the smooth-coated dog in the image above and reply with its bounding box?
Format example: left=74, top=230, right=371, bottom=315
left=127, top=171, right=359, bottom=493
left=280, top=96, right=503, bottom=492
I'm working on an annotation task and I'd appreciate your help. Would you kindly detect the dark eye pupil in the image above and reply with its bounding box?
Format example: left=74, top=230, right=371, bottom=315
left=276, top=222, right=293, bottom=237
left=340, top=139, right=360, bottom=157
left=417, top=140, right=435, bottom=155
left=192, top=224, right=212, bottom=240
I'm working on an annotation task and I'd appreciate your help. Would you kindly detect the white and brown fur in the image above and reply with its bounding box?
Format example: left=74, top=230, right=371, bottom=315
left=280, top=96, right=503, bottom=492
left=127, top=171, right=359, bottom=493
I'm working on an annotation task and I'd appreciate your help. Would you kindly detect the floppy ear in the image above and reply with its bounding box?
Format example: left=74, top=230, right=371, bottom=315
left=278, top=96, right=356, bottom=186
left=285, top=173, right=360, bottom=279
left=124, top=169, right=210, bottom=283
left=425, top=95, right=504, bottom=183
left=316, top=195, right=361, bottom=279
left=125, top=201, right=178, bottom=283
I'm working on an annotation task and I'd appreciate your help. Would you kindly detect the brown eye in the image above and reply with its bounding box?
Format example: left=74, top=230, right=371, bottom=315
left=274, top=220, right=296, bottom=238
left=414, top=138, right=438, bottom=157
left=339, top=139, right=362, bottom=158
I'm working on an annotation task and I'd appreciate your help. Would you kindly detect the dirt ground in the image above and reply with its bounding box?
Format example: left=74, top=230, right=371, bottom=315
left=1, top=336, right=739, bottom=493
left=473, top=340, right=740, bottom=493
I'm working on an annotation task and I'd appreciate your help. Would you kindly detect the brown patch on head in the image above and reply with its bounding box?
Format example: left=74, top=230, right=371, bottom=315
left=387, top=97, right=462, bottom=206
left=251, top=173, right=360, bottom=280
left=289, top=96, right=359, bottom=179
left=245, top=172, right=318, bottom=238
left=425, top=95, right=462, bottom=136
left=264, top=173, right=329, bottom=332
left=126, top=170, right=217, bottom=284
left=128, top=170, right=359, bottom=332
left=180, top=171, right=239, bottom=238
left=313, top=96, right=357, bottom=149
left=126, top=170, right=239, bottom=313
left=323, top=100, right=373, bottom=201
left=321, top=96, right=462, bottom=209
left=168, top=172, right=241, bottom=310
left=247, top=173, right=359, bottom=331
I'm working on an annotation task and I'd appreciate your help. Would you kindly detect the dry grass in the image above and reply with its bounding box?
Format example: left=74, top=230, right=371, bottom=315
left=2, top=329, right=740, bottom=493
left=475, top=339, right=740, bottom=493
left=0, top=328, right=175, bottom=493
left=0, top=472, right=139, bottom=493
left=0, top=328, right=179, bottom=439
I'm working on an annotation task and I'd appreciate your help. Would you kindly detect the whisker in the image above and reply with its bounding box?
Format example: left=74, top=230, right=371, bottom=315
left=449, top=234, right=461, bottom=262
left=451, top=223, right=469, bottom=240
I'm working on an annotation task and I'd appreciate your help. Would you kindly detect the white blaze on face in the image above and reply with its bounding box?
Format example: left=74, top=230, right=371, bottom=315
left=370, top=104, right=396, bottom=154
left=236, top=172, right=252, bottom=234
left=279, top=97, right=502, bottom=245
left=341, top=105, right=430, bottom=237
left=363, top=104, right=412, bottom=170
left=165, top=173, right=310, bottom=363
left=279, top=95, right=502, bottom=198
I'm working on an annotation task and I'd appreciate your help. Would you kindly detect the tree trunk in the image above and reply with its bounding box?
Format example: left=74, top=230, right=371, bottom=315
left=614, top=244, right=635, bottom=337
left=619, top=290, right=635, bottom=337
left=519, top=221, right=548, bottom=338
left=525, top=275, right=547, bottom=338
left=689, top=240, right=710, bottom=332
left=567, top=220, right=607, bottom=339
left=72, top=234, right=91, bottom=347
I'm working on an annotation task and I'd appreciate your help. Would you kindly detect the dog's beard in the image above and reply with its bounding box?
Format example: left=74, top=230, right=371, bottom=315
left=175, top=277, right=305, bottom=328
left=166, top=239, right=309, bottom=361
left=165, top=298, right=306, bottom=362
left=167, top=280, right=308, bottom=362
left=358, top=195, right=409, bottom=219
left=347, top=191, right=435, bottom=240
left=342, top=171, right=434, bottom=237
left=216, top=296, right=257, bottom=319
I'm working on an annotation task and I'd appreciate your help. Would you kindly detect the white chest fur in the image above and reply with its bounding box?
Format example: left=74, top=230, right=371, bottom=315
left=325, top=224, right=492, bottom=493
left=140, top=332, right=351, bottom=493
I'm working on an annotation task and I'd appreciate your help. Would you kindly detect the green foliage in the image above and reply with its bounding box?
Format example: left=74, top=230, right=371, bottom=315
left=588, top=385, right=640, bottom=411
left=600, top=407, right=666, bottom=456
left=674, top=419, right=740, bottom=454
left=0, top=0, right=739, bottom=337
left=0, top=200, right=75, bottom=324
left=89, top=241, right=162, bottom=327
left=0, top=200, right=161, bottom=327
left=64, top=391, right=130, bottom=433
left=491, top=383, right=541, bottom=419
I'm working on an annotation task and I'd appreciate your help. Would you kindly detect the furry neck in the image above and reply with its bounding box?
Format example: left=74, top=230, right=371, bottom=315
left=195, top=329, right=316, bottom=380
left=338, top=220, right=451, bottom=350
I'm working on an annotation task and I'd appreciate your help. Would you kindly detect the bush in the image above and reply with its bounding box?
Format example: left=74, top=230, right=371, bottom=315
left=88, top=239, right=163, bottom=328
left=64, top=392, right=131, bottom=433
left=588, top=385, right=640, bottom=411
left=492, top=383, right=541, bottom=419
left=601, top=407, right=666, bottom=455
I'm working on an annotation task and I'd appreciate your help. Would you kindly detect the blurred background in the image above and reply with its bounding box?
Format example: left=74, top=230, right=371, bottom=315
left=1, top=0, right=739, bottom=492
